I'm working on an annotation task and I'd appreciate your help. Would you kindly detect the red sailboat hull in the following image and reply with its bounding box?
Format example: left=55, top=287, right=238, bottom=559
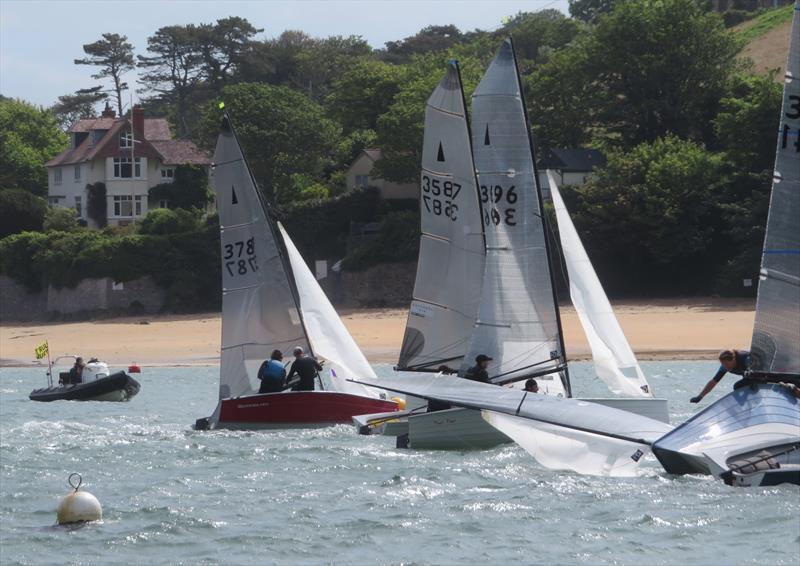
left=207, top=391, right=398, bottom=430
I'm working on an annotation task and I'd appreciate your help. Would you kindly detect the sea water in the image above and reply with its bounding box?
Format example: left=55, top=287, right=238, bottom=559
left=0, top=362, right=798, bottom=565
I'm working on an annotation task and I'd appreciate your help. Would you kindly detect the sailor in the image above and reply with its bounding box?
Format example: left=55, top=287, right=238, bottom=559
left=463, top=354, right=492, bottom=383
left=257, top=350, right=287, bottom=394
left=690, top=349, right=752, bottom=403
left=288, top=346, right=324, bottom=391
left=426, top=366, right=455, bottom=412
left=63, top=357, right=85, bottom=385
left=524, top=378, right=539, bottom=393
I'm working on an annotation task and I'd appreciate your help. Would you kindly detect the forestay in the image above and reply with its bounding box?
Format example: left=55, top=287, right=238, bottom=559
left=279, top=223, right=379, bottom=398
left=398, top=61, right=485, bottom=371
left=213, top=120, right=309, bottom=399
left=750, top=8, right=800, bottom=376
left=547, top=170, right=652, bottom=397
left=462, top=38, right=565, bottom=390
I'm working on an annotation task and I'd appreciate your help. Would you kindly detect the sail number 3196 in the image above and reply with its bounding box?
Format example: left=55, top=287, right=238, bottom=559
left=480, top=184, right=517, bottom=226
left=421, top=175, right=461, bottom=221
left=223, top=237, right=259, bottom=277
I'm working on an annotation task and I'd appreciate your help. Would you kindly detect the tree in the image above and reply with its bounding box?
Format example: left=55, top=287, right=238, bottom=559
left=86, top=182, right=107, bottom=227
left=565, top=136, right=728, bottom=294
left=589, top=0, right=740, bottom=146
left=0, top=98, right=68, bottom=196
left=138, top=25, right=204, bottom=136
left=713, top=71, right=783, bottom=173
left=568, top=0, right=617, bottom=23
left=326, top=59, right=405, bottom=132
left=293, top=35, right=372, bottom=101
left=382, top=25, right=462, bottom=63
left=501, top=10, right=582, bottom=67
left=137, top=208, right=201, bottom=234
left=50, top=86, right=108, bottom=129
left=0, top=189, right=47, bottom=238
left=196, top=83, right=341, bottom=204
left=148, top=165, right=211, bottom=210
left=194, top=17, right=262, bottom=92
left=74, top=33, right=135, bottom=116
left=43, top=206, right=79, bottom=232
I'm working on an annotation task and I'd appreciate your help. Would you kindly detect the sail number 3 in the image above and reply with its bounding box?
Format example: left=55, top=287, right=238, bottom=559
left=480, top=184, right=517, bottom=226
left=223, top=237, right=259, bottom=277
left=421, top=175, right=461, bottom=220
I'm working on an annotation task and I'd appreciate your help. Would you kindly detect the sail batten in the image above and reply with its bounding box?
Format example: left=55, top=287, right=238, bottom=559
left=750, top=8, right=800, bottom=376
left=461, top=38, right=566, bottom=394
left=398, top=62, right=486, bottom=372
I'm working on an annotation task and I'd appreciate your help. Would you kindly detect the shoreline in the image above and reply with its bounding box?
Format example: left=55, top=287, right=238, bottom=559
left=1, top=298, right=755, bottom=368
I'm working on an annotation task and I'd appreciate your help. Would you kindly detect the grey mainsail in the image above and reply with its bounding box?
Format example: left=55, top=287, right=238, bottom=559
left=397, top=61, right=486, bottom=371
left=213, top=118, right=310, bottom=399
left=461, top=38, right=567, bottom=393
left=750, top=8, right=800, bottom=377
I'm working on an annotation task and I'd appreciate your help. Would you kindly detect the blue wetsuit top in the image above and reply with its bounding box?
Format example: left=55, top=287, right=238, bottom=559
left=259, top=359, right=286, bottom=383
left=712, top=350, right=751, bottom=382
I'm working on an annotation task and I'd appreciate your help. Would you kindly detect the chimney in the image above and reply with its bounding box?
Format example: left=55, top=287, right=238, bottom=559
left=101, top=102, right=116, bottom=119
left=132, top=104, right=145, bottom=140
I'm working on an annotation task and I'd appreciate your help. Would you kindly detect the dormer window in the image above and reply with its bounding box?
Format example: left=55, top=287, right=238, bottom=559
left=120, top=131, right=134, bottom=148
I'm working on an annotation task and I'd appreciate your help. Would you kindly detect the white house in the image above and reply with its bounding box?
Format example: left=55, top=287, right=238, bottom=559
left=344, top=149, right=417, bottom=200
left=45, top=104, right=210, bottom=226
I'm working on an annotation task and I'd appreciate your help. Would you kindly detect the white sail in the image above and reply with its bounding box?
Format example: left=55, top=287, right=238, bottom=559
left=482, top=411, right=652, bottom=477
left=213, top=119, right=309, bottom=399
left=461, top=38, right=567, bottom=393
left=750, top=7, right=800, bottom=376
left=279, top=223, right=379, bottom=398
left=547, top=170, right=652, bottom=397
left=398, top=61, right=486, bottom=371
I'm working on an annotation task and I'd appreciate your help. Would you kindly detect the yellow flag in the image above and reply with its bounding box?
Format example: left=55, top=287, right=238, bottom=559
left=34, top=341, right=48, bottom=360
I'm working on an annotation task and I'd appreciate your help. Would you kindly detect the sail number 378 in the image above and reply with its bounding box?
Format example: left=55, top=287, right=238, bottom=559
left=421, top=175, right=461, bottom=221
left=223, top=237, right=259, bottom=277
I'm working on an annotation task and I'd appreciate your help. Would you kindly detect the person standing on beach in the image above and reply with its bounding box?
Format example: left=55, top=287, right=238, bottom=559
left=288, top=346, right=324, bottom=391
left=690, top=349, right=752, bottom=403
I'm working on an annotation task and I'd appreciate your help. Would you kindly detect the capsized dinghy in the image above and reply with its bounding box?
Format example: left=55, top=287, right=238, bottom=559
left=351, top=373, right=673, bottom=476
left=653, top=10, right=800, bottom=487
left=30, top=359, right=139, bottom=402
left=195, top=116, right=396, bottom=430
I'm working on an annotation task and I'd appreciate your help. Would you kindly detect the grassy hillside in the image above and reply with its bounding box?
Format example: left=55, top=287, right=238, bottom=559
left=735, top=4, right=794, bottom=76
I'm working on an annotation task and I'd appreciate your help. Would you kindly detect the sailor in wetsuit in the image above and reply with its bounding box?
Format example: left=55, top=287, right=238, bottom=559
left=62, top=357, right=85, bottom=385
left=257, top=350, right=287, bottom=393
left=288, top=346, right=323, bottom=391
left=690, top=349, right=752, bottom=403
left=463, top=354, right=492, bottom=383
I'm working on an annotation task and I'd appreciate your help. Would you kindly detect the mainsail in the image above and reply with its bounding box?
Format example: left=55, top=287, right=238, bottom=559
left=462, top=38, right=567, bottom=394
left=547, top=170, right=653, bottom=397
left=213, top=118, right=310, bottom=399
left=750, top=7, right=800, bottom=377
left=398, top=61, right=486, bottom=371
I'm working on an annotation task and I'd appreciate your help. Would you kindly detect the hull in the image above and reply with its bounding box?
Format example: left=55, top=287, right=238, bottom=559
left=653, top=384, right=800, bottom=480
left=29, top=372, right=140, bottom=402
left=356, top=397, right=670, bottom=450
left=198, top=391, right=398, bottom=430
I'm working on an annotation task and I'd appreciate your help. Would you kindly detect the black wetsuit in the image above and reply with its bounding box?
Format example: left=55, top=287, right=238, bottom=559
left=67, top=366, right=83, bottom=385
left=288, top=356, right=323, bottom=391
left=463, top=365, right=489, bottom=383
left=712, top=350, right=752, bottom=389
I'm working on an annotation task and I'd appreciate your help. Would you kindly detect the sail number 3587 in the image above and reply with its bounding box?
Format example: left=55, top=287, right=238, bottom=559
left=223, top=237, right=259, bottom=277
left=422, top=175, right=461, bottom=221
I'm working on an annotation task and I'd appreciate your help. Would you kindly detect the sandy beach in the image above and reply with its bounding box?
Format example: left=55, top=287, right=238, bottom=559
left=0, top=298, right=755, bottom=368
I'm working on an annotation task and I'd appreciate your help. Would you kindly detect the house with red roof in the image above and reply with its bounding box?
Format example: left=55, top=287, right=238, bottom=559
left=45, top=103, right=211, bottom=226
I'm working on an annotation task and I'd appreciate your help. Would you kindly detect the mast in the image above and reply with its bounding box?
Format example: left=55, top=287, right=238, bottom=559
left=220, top=113, right=316, bottom=359
left=510, top=37, right=571, bottom=396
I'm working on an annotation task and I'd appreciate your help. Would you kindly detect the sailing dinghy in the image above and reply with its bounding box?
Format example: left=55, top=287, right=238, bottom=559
left=652, top=11, right=800, bottom=487
left=195, top=116, right=397, bottom=430
left=355, top=39, right=666, bottom=449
